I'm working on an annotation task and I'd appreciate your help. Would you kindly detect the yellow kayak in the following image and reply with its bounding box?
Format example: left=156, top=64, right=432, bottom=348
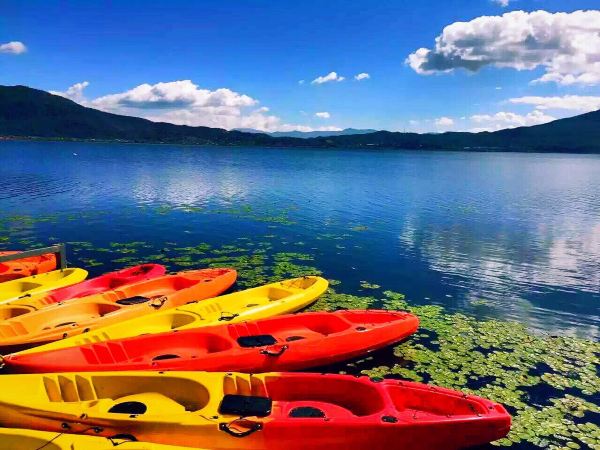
left=16, top=276, right=328, bottom=355
left=0, top=268, right=88, bottom=304
left=0, top=428, right=209, bottom=450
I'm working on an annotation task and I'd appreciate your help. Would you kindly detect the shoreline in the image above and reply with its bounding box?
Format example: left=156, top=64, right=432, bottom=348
left=2, top=135, right=600, bottom=155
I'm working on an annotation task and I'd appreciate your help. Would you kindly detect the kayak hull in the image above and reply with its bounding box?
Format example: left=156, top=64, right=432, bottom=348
left=0, top=428, right=208, bottom=450
left=0, top=268, right=237, bottom=350
left=0, top=371, right=511, bottom=450
left=0, top=251, right=57, bottom=283
left=15, top=276, right=328, bottom=356
left=2, top=310, right=419, bottom=373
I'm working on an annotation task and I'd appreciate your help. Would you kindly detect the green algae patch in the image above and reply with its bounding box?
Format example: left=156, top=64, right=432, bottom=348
left=359, top=281, right=381, bottom=289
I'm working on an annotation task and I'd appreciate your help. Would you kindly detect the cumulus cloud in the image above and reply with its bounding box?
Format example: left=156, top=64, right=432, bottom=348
left=492, top=0, right=511, bottom=7
left=311, top=71, right=345, bottom=84
left=0, top=41, right=27, bottom=54
left=49, top=80, right=340, bottom=132
left=469, top=110, right=555, bottom=132
left=315, top=111, right=331, bottom=119
left=509, top=95, right=600, bottom=112
left=354, top=72, right=370, bottom=81
left=406, top=10, right=600, bottom=85
left=435, top=116, right=455, bottom=127
left=50, top=81, right=90, bottom=103
left=91, top=80, right=256, bottom=111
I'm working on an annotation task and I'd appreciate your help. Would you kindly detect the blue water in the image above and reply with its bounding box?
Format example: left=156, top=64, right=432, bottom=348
left=1, top=140, right=599, bottom=339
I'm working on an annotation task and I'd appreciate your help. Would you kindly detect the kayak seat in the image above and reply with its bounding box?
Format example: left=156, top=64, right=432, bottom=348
left=303, top=316, right=352, bottom=336
left=17, top=281, right=44, bottom=291
left=219, top=394, right=272, bottom=417
left=387, top=385, right=488, bottom=416
left=266, top=287, right=296, bottom=301
left=0, top=306, right=33, bottom=320
left=116, top=296, right=150, bottom=306
left=264, top=377, right=386, bottom=417
left=42, top=376, right=211, bottom=413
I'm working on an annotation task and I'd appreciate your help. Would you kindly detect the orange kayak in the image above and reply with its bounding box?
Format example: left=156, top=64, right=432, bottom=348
left=0, top=251, right=57, bottom=283
left=0, top=268, right=237, bottom=352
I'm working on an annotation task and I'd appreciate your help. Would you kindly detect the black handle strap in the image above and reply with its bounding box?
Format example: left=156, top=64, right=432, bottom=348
left=107, top=434, right=138, bottom=446
left=260, top=345, right=288, bottom=357
left=219, top=312, right=239, bottom=322
left=219, top=421, right=262, bottom=438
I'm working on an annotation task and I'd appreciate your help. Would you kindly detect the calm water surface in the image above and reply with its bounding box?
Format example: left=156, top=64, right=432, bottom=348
left=1, top=141, right=599, bottom=338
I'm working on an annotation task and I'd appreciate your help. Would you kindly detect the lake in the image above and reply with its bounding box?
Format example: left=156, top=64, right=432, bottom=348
left=1, top=140, right=598, bottom=337
left=1, top=140, right=599, bottom=449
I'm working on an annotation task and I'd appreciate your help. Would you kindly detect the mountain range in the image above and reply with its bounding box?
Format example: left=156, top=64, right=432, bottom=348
left=1, top=85, right=599, bottom=153
left=234, top=128, right=379, bottom=138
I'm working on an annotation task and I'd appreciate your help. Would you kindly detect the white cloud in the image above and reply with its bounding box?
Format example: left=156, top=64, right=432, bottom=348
left=354, top=72, right=370, bottom=81
left=298, top=80, right=305, bottom=85
left=50, top=81, right=90, bottom=103
left=509, top=95, right=600, bottom=112
left=315, top=112, right=331, bottom=119
left=435, top=116, right=455, bottom=127
left=311, top=71, right=345, bottom=84
left=492, top=0, right=511, bottom=7
left=49, top=80, right=341, bottom=133
left=0, top=41, right=27, bottom=55
left=469, top=110, right=555, bottom=132
left=90, top=80, right=257, bottom=111
left=406, top=10, right=600, bottom=85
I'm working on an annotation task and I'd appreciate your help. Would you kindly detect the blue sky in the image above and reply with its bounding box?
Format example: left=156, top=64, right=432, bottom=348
left=1, top=0, right=600, bottom=132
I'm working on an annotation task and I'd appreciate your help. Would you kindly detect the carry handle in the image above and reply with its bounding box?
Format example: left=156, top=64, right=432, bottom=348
left=260, top=344, right=288, bottom=357
left=219, top=421, right=262, bottom=438
left=107, top=434, right=138, bottom=446
left=219, top=312, right=239, bottom=322
left=149, top=296, right=167, bottom=309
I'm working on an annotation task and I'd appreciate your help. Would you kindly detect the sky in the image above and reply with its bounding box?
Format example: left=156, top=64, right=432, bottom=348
left=1, top=0, right=600, bottom=133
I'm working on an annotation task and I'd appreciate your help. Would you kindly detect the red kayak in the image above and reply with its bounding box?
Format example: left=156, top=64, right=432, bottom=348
left=0, top=251, right=57, bottom=283
left=1, top=310, right=419, bottom=373
left=0, top=264, right=166, bottom=320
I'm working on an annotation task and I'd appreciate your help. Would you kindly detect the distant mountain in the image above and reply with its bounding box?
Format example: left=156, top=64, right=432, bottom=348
left=1, top=85, right=599, bottom=153
left=0, top=85, right=285, bottom=146
left=234, top=128, right=379, bottom=138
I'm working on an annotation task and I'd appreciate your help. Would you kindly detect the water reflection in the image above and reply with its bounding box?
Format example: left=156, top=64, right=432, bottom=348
left=398, top=215, right=600, bottom=337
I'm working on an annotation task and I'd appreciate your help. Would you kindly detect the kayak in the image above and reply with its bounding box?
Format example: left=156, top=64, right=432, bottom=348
left=0, top=263, right=166, bottom=320
left=2, top=310, right=418, bottom=373
left=0, top=371, right=511, bottom=450
left=0, top=250, right=57, bottom=283
left=0, top=268, right=88, bottom=304
left=0, top=428, right=209, bottom=450
left=0, top=268, right=237, bottom=351
left=15, top=276, right=328, bottom=356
